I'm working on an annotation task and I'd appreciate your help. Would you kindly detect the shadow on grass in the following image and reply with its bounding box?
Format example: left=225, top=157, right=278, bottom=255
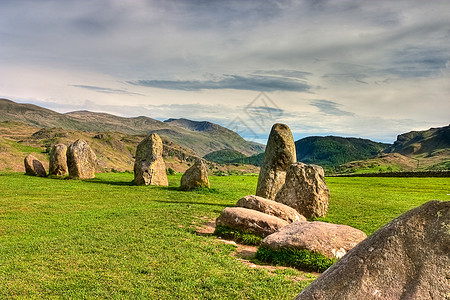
left=82, top=178, right=136, bottom=186
left=154, top=199, right=227, bottom=208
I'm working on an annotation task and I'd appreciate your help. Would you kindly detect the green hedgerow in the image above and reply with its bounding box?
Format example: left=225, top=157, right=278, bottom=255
left=254, top=246, right=336, bottom=273
left=214, top=225, right=263, bottom=246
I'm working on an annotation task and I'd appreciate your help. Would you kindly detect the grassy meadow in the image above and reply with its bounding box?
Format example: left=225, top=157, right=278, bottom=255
left=0, top=172, right=449, bottom=299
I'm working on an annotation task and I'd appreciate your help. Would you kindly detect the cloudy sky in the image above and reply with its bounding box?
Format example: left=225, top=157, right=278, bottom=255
left=1, top=0, right=449, bottom=144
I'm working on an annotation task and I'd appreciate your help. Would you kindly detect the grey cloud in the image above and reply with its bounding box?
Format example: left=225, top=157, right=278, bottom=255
left=129, top=75, right=311, bottom=92
left=252, top=70, right=312, bottom=79
left=310, top=99, right=355, bottom=116
left=71, top=85, right=143, bottom=96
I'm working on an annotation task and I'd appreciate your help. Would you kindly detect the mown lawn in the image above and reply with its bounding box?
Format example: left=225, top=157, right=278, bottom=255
left=0, top=172, right=448, bottom=299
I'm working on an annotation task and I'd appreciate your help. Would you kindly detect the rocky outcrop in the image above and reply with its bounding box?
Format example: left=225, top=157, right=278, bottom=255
left=24, top=154, right=46, bottom=177
left=180, top=159, right=210, bottom=190
left=275, top=162, right=329, bottom=218
left=48, top=144, right=68, bottom=176
left=134, top=133, right=168, bottom=186
left=215, top=207, right=289, bottom=237
left=236, top=195, right=306, bottom=223
left=262, top=221, right=367, bottom=259
left=295, top=200, right=450, bottom=300
left=256, top=123, right=296, bottom=200
left=67, top=139, right=96, bottom=179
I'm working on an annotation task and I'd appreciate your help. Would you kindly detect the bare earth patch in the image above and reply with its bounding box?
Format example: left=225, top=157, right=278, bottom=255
left=195, top=219, right=319, bottom=281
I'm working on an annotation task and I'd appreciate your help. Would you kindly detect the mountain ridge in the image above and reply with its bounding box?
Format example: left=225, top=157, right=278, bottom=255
left=0, top=99, right=263, bottom=157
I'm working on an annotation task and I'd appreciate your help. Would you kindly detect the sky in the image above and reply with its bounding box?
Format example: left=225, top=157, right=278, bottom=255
left=1, top=0, right=449, bottom=144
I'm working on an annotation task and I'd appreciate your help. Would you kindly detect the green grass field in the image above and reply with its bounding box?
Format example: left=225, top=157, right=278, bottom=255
left=0, top=172, right=449, bottom=299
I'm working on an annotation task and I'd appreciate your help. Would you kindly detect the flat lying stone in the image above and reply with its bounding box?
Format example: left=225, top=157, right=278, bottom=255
left=216, top=207, right=289, bottom=237
left=236, top=195, right=306, bottom=223
left=262, top=221, right=367, bottom=259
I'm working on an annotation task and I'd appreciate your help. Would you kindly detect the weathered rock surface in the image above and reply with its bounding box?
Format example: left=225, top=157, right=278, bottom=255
left=295, top=200, right=450, bottom=300
left=67, top=139, right=96, bottom=179
left=215, top=207, right=289, bottom=237
left=24, top=154, right=46, bottom=177
left=48, top=144, right=68, bottom=176
left=236, top=195, right=306, bottom=223
left=262, top=221, right=367, bottom=259
left=180, top=159, right=210, bottom=190
left=134, top=133, right=168, bottom=186
left=275, top=162, right=329, bottom=218
left=256, top=123, right=296, bottom=200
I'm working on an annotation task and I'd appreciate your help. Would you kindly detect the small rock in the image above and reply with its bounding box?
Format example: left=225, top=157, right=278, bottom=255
left=236, top=195, right=306, bottom=223
left=24, top=154, right=46, bottom=177
left=216, top=207, right=289, bottom=237
left=180, top=159, right=210, bottom=190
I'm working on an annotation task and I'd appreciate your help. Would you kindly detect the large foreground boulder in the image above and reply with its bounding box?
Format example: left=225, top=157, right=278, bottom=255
left=236, top=195, right=306, bottom=223
left=256, top=123, right=296, bottom=200
left=48, top=144, right=68, bottom=176
left=262, top=221, right=367, bottom=259
left=134, top=133, right=168, bottom=186
left=67, top=139, right=96, bottom=179
left=216, top=207, right=289, bottom=237
left=275, top=162, right=329, bottom=218
left=24, top=154, right=46, bottom=177
left=180, top=159, right=210, bottom=190
left=295, top=200, right=450, bottom=300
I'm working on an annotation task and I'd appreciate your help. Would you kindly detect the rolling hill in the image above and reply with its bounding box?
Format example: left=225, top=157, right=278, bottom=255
left=295, top=136, right=390, bottom=167
left=0, top=99, right=263, bottom=157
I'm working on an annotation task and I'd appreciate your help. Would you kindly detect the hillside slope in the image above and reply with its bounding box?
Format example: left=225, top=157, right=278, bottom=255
left=0, top=99, right=261, bottom=156
left=295, top=136, right=390, bottom=167
left=386, top=124, right=450, bottom=156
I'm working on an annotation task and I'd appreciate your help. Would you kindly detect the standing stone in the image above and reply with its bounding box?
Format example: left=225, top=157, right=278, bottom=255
left=24, top=154, right=47, bottom=177
left=295, top=200, right=450, bottom=300
left=180, top=159, right=210, bottom=190
left=48, top=144, right=68, bottom=176
left=256, top=123, right=296, bottom=200
left=134, top=133, right=168, bottom=186
left=67, top=139, right=96, bottom=179
left=275, top=162, right=329, bottom=218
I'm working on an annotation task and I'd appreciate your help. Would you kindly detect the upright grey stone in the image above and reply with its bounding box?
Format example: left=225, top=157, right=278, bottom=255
left=256, top=123, right=296, bottom=200
left=275, top=162, right=329, bottom=218
left=48, top=144, right=68, bottom=176
left=295, top=200, right=450, bottom=300
left=67, top=139, right=96, bottom=179
left=134, top=133, right=168, bottom=186
left=24, top=154, right=47, bottom=177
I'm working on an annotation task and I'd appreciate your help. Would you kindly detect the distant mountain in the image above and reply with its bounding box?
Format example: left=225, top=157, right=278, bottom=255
left=385, top=125, right=450, bottom=156
left=295, top=136, right=390, bottom=167
left=0, top=99, right=262, bottom=156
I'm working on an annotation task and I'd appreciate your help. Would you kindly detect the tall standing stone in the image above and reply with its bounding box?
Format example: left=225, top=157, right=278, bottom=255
left=275, top=162, right=329, bottom=218
left=67, top=139, right=96, bottom=179
left=24, top=154, right=47, bottom=177
left=256, top=123, right=296, bottom=200
left=48, top=144, right=68, bottom=176
left=134, top=133, right=168, bottom=186
left=180, top=159, right=210, bottom=190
